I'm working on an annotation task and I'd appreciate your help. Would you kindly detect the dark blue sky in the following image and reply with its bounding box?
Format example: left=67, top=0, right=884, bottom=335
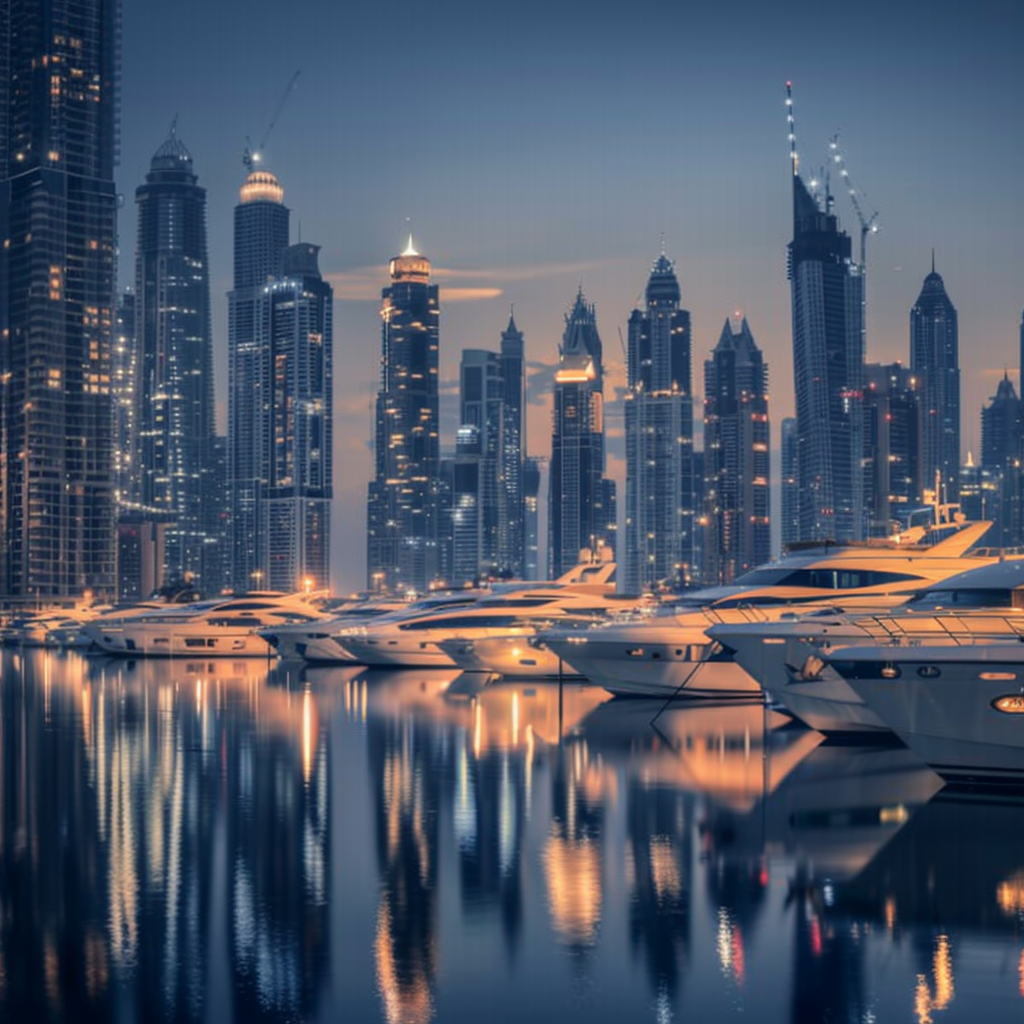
left=120, top=0, right=1024, bottom=590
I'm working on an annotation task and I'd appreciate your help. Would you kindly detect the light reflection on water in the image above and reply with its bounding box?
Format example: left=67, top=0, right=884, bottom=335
left=1, top=650, right=1024, bottom=1022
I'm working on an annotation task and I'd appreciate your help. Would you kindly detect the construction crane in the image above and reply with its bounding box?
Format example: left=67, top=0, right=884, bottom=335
left=242, top=70, right=301, bottom=172
left=828, top=134, right=879, bottom=271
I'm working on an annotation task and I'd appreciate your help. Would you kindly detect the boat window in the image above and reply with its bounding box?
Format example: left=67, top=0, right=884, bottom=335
left=728, top=567, right=923, bottom=589
left=907, top=588, right=1016, bottom=609
left=731, top=567, right=795, bottom=586
left=398, top=614, right=522, bottom=631
left=207, top=616, right=263, bottom=627
left=478, top=597, right=558, bottom=608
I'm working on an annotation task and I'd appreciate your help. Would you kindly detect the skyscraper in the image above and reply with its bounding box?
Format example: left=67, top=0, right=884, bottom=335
left=113, top=289, right=136, bottom=506
left=549, top=288, right=615, bottom=579
left=367, top=238, right=440, bottom=594
left=134, top=127, right=218, bottom=588
left=910, top=258, right=960, bottom=503
left=227, top=167, right=289, bottom=590
left=980, top=373, right=1024, bottom=549
left=1, top=0, right=120, bottom=599
left=260, top=243, right=333, bottom=592
left=788, top=139, right=864, bottom=542
left=780, top=417, right=799, bottom=552
left=623, top=255, right=695, bottom=593
left=862, top=362, right=921, bottom=536
left=459, top=348, right=502, bottom=578
left=499, top=311, right=526, bottom=577
left=702, top=316, right=769, bottom=585
left=523, top=457, right=541, bottom=580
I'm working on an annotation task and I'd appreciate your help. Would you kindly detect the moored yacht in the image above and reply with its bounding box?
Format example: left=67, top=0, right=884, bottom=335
left=708, top=558, right=1024, bottom=733
left=541, top=519, right=996, bottom=699
left=82, top=591, right=327, bottom=657
left=825, top=643, right=1024, bottom=785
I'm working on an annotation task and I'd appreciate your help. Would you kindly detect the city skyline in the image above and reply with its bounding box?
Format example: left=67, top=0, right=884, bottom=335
left=113, top=1, right=1023, bottom=590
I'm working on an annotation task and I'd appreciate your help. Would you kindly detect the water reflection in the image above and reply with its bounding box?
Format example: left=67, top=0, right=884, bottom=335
left=4, top=652, right=1024, bottom=1022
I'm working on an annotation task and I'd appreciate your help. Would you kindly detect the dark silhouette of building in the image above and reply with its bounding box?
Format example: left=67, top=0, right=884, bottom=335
left=366, top=238, right=440, bottom=594
left=1, top=0, right=120, bottom=599
left=624, top=254, right=696, bottom=591
left=549, top=289, right=615, bottom=578
left=228, top=168, right=289, bottom=590
left=134, top=126, right=220, bottom=591
left=788, top=141, right=864, bottom=542
left=910, top=257, right=960, bottom=503
left=703, top=316, right=770, bottom=584
left=980, top=372, right=1024, bottom=548
left=862, top=363, right=922, bottom=537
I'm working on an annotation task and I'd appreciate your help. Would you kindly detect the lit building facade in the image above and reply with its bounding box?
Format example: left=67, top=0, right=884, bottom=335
left=227, top=168, right=289, bottom=590
left=113, top=289, right=137, bottom=505
left=366, top=239, right=440, bottom=594
left=780, top=417, right=799, bottom=552
left=789, top=161, right=864, bottom=542
left=862, top=362, right=922, bottom=537
left=703, top=316, right=769, bottom=585
left=549, top=289, right=615, bottom=578
left=259, top=243, right=333, bottom=592
left=499, top=312, right=526, bottom=577
left=1, top=0, right=120, bottom=599
left=523, top=457, right=541, bottom=580
left=623, top=255, right=695, bottom=592
left=980, top=373, right=1024, bottom=549
left=910, top=259, right=960, bottom=503
left=134, top=128, right=219, bottom=588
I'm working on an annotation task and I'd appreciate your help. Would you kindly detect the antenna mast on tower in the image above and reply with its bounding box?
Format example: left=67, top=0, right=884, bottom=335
left=242, top=70, right=302, bottom=172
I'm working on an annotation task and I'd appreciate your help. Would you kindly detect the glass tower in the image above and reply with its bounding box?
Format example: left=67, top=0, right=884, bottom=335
left=624, top=255, right=695, bottom=592
left=228, top=168, right=289, bottom=590
left=789, top=165, right=864, bottom=542
left=134, top=127, right=218, bottom=589
left=549, top=289, right=615, bottom=579
left=703, top=316, right=770, bottom=585
left=366, top=238, right=440, bottom=594
left=910, top=259, right=960, bottom=504
left=1, top=0, right=121, bottom=599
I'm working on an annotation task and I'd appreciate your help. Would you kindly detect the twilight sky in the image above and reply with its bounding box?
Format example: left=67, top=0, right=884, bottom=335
left=119, top=0, right=1024, bottom=593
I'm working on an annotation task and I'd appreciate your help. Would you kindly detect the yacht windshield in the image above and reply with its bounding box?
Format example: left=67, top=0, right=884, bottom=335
left=906, top=587, right=1018, bottom=609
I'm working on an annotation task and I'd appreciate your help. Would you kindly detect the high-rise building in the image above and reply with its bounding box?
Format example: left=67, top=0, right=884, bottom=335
left=227, top=167, right=289, bottom=590
left=523, top=458, right=541, bottom=580
left=788, top=150, right=864, bottom=542
left=910, top=257, right=959, bottom=503
left=134, top=127, right=219, bottom=588
left=367, top=238, right=440, bottom=594
left=459, top=348, right=502, bottom=578
left=980, top=373, right=1024, bottom=549
left=862, top=363, right=922, bottom=536
left=113, top=289, right=137, bottom=505
left=623, top=255, right=695, bottom=592
left=780, top=417, right=799, bottom=552
left=1, top=0, right=121, bottom=599
left=703, top=316, right=770, bottom=585
left=499, top=311, right=526, bottom=577
left=549, top=289, right=615, bottom=578
left=260, top=243, right=333, bottom=592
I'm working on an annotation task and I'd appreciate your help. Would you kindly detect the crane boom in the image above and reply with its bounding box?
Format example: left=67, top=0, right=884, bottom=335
left=828, top=134, right=879, bottom=270
left=242, top=70, right=301, bottom=172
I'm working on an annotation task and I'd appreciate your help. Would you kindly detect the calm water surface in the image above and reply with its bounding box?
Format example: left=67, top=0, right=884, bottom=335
left=2, top=649, right=1024, bottom=1022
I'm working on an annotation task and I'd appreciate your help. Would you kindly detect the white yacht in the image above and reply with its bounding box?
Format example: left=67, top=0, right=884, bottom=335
left=708, top=559, right=1024, bottom=733
left=333, top=560, right=641, bottom=669
left=436, top=623, right=606, bottom=679
left=540, top=520, right=995, bottom=699
left=81, top=591, right=327, bottom=657
left=824, top=643, right=1024, bottom=786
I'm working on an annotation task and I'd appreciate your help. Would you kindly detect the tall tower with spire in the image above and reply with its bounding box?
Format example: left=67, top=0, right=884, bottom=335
left=228, top=167, right=289, bottom=590
left=499, top=309, right=526, bottom=577
left=367, top=236, right=440, bottom=594
left=787, top=86, right=864, bottom=541
left=703, top=315, right=770, bottom=585
left=549, top=288, right=615, bottom=578
left=134, top=126, right=220, bottom=589
left=624, top=253, right=695, bottom=592
left=910, top=256, right=960, bottom=503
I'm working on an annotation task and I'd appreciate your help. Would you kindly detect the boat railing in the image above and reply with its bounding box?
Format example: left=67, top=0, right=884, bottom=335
left=855, top=612, right=1024, bottom=647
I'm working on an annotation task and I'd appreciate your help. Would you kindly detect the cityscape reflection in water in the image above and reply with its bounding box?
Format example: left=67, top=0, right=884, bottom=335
left=2, top=651, right=1024, bottom=1022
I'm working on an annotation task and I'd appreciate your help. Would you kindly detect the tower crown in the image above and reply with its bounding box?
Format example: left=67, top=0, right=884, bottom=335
left=239, top=169, right=284, bottom=205
left=645, top=253, right=681, bottom=305
left=390, top=235, right=431, bottom=283
left=151, top=128, right=193, bottom=171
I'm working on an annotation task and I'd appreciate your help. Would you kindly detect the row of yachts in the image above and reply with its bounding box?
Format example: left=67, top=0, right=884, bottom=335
left=7, top=515, right=1024, bottom=783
